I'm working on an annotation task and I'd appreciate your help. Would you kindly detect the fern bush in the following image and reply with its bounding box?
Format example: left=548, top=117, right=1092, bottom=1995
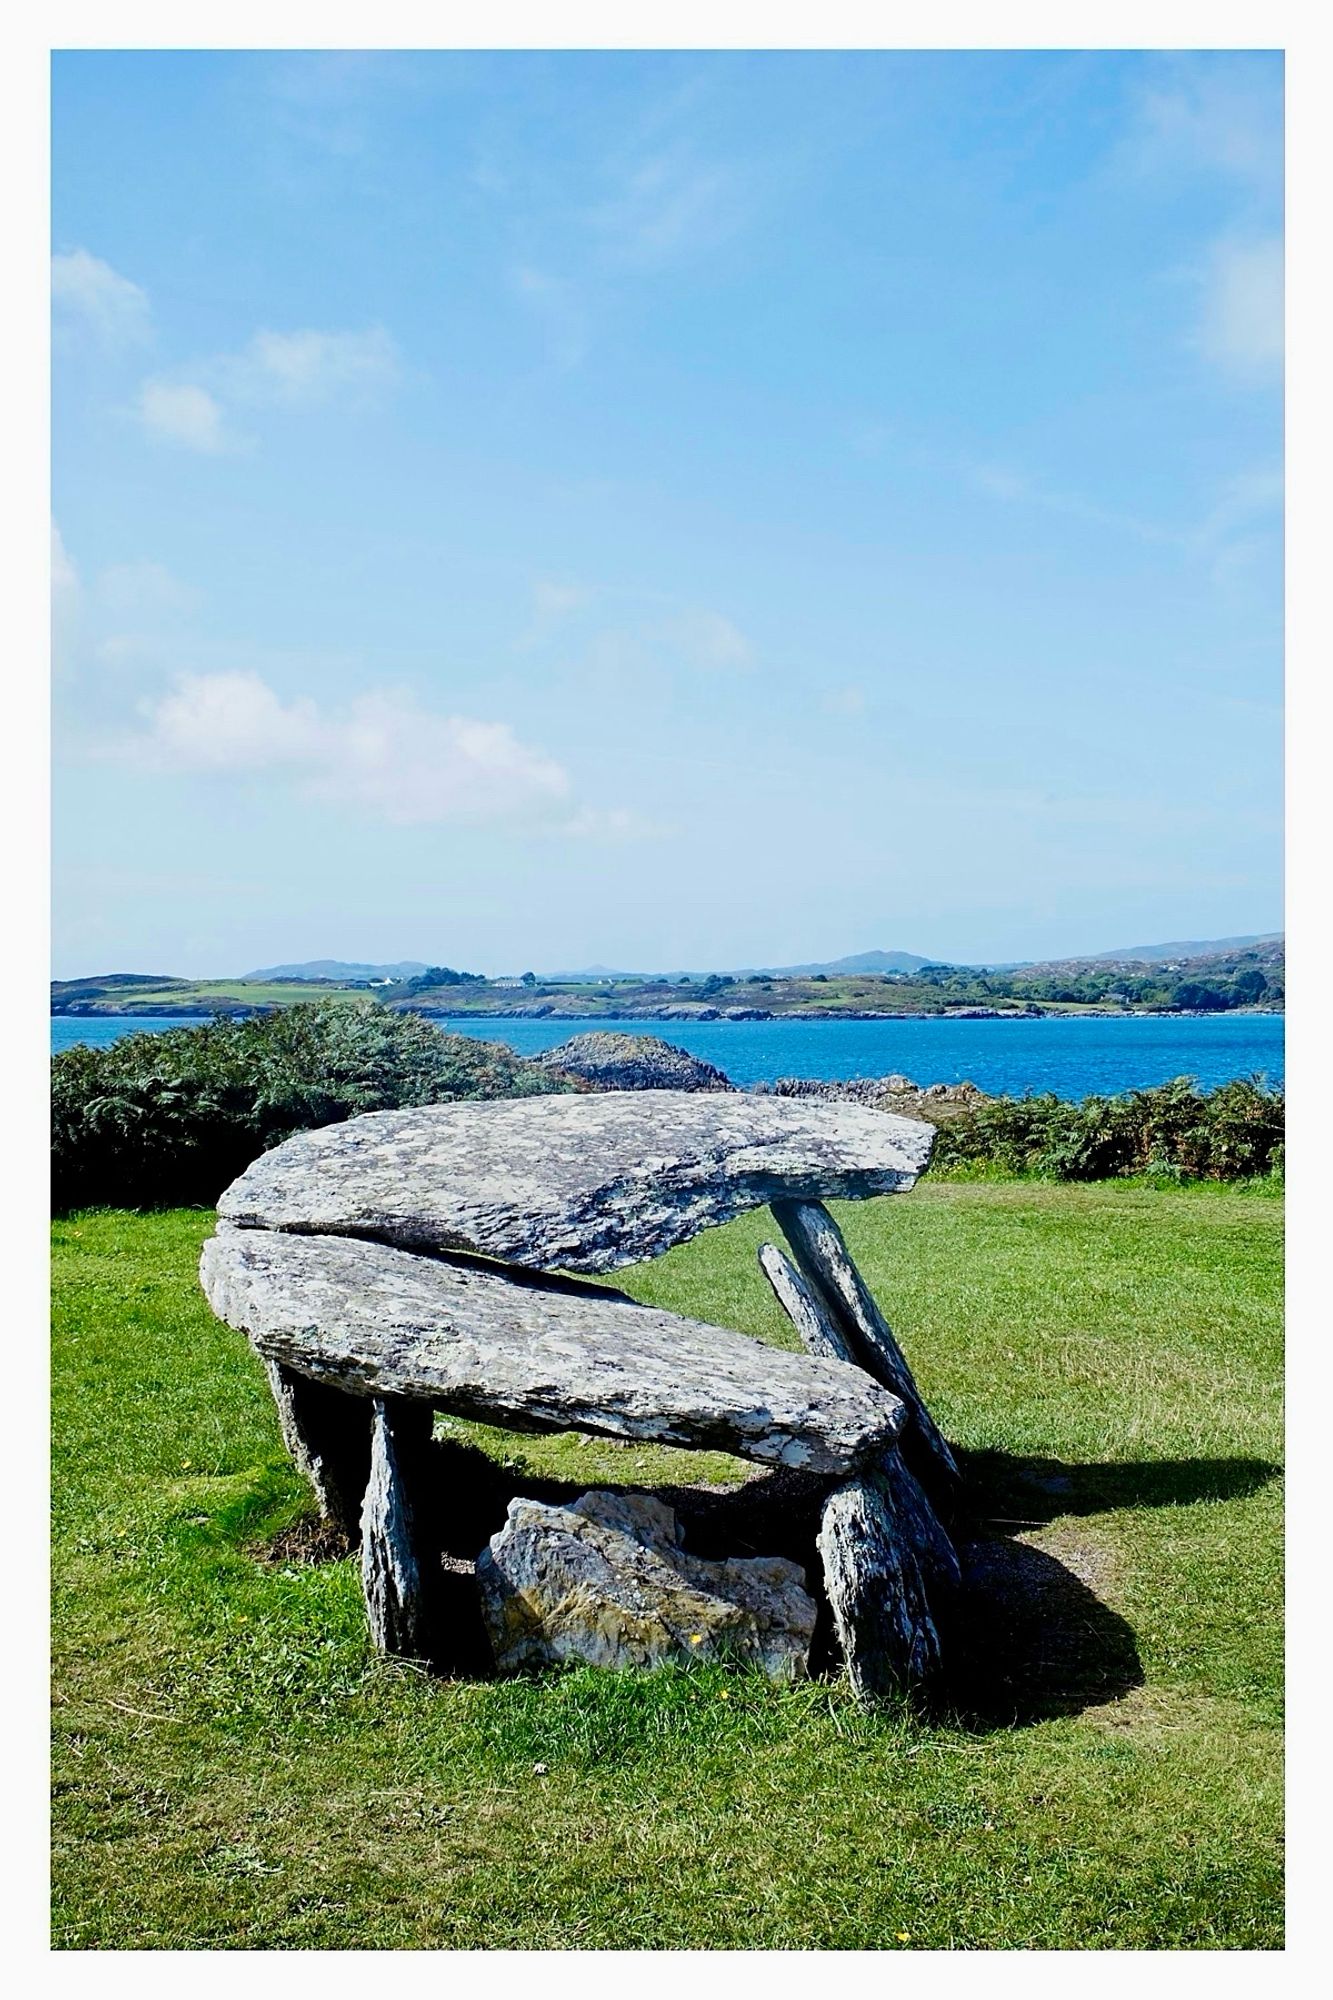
left=928, top=1075, right=1283, bottom=1183
left=52, top=1001, right=576, bottom=1213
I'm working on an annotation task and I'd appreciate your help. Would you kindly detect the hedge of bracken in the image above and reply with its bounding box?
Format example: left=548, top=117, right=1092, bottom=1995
left=52, top=1001, right=576, bottom=1213
left=927, top=1074, right=1283, bottom=1182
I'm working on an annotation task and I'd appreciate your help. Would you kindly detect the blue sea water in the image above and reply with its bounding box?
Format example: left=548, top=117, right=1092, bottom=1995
left=51, top=1010, right=1284, bottom=1099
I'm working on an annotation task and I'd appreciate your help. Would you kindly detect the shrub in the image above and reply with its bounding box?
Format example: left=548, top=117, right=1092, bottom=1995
left=928, top=1075, right=1283, bottom=1183
left=51, top=1001, right=576, bottom=1213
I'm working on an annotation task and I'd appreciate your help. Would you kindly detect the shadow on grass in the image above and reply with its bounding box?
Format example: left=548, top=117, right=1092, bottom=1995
left=255, top=1435, right=1280, bottom=1728
left=958, top=1448, right=1282, bottom=1528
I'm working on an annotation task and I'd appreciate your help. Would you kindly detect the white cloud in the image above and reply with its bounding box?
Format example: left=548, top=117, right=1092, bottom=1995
left=52, top=249, right=151, bottom=344
left=591, top=151, right=745, bottom=269
left=969, top=462, right=1035, bottom=504
left=1120, top=59, right=1283, bottom=196
left=1195, top=236, right=1284, bottom=380
left=133, top=324, right=400, bottom=452
left=132, top=672, right=574, bottom=827
left=669, top=609, right=754, bottom=671
left=52, top=523, right=79, bottom=672
left=519, top=575, right=594, bottom=648
left=97, top=561, right=198, bottom=616
left=533, top=578, right=591, bottom=621
left=52, top=522, right=77, bottom=600
left=231, top=326, right=399, bottom=405
left=1195, top=465, right=1284, bottom=545
left=510, top=266, right=588, bottom=370
left=138, top=381, right=230, bottom=453
left=560, top=805, right=667, bottom=839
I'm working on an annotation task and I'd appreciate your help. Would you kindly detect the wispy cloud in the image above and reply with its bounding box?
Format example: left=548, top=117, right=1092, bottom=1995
left=96, top=561, right=199, bottom=618
left=225, top=326, right=400, bottom=406
left=509, top=266, right=589, bottom=370
left=964, top=456, right=1181, bottom=546
left=52, top=522, right=80, bottom=673
left=501, top=94, right=759, bottom=368
left=590, top=149, right=748, bottom=270
left=664, top=608, right=754, bottom=671
left=964, top=451, right=1282, bottom=576
left=1193, top=236, right=1283, bottom=382
left=517, top=576, right=594, bottom=649
left=520, top=576, right=756, bottom=678
left=138, top=381, right=231, bottom=454
left=1115, top=57, right=1283, bottom=388
left=1117, top=56, right=1283, bottom=197
left=262, top=51, right=427, bottom=163
left=133, top=323, right=401, bottom=453
left=52, top=249, right=151, bottom=346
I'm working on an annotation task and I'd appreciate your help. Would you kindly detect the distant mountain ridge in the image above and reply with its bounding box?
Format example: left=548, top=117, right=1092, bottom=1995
left=547, top=951, right=935, bottom=979
left=58, top=934, right=1283, bottom=995
left=243, top=959, right=429, bottom=982
left=1072, top=934, right=1283, bottom=966
left=541, top=939, right=1275, bottom=979
left=753, top=949, right=934, bottom=976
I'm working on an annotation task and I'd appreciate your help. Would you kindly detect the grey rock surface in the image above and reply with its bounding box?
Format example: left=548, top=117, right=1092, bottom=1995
left=476, top=1489, right=818, bottom=1679
left=360, top=1397, right=437, bottom=1659
left=537, top=1031, right=735, bottom=1093
left=200, top=1227, right=907, bottom=1473
left=217, top=1090, right=935, bottom=1274
left=818, top=1464, right=942, bottom=1696
left=773, top=1198, right=960, bottom=1489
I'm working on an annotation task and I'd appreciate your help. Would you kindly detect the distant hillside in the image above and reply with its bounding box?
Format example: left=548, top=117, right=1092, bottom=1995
left=547, top=949, right=938, bottom=979
left=243, top=959, right=429, bottom=982
left=52, top=974, right=183, bottom=1000
left=1074, top=934, right=1283, bottom=966
left=755, top=949, right=936, bottom=976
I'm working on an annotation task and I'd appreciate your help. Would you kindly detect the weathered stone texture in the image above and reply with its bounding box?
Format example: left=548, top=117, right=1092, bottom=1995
left=772, top=1198, right=959, bottom=1488
left=477, top=1489, right=818, bottom=1679
left=817, top=1466, right=943, bottom=1698
left=216, top=1090, right=935, bottom=1273
left=200, top=1226, right=907, bottom=1474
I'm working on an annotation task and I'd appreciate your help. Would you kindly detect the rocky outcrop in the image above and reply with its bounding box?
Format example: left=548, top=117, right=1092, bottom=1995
left=199, top=1225, right=908, bottom=1474
left=756, top=1073, right=988, bottom=1125
left=477, top=1489, right=818, bottom=1679
left=538, top=1031, right=735, bottom=1093
left=216, top=1090, right=936, bottom=1273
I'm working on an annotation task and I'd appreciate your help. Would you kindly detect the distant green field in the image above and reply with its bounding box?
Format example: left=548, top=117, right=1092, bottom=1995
left=55, top=980, right=369, bottom=1013
left=52, top=1182, right=1282, bottom=1948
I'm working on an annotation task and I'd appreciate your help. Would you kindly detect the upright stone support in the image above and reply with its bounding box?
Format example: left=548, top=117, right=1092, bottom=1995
left=760, top=1237, right=960, bottom=1696
left=817, top=1465, right=943, bottom=1699
left=264, top=1359, right=371, bottom=1540
left=772, top=1199, right=959, bottom=1491
left=360, top=1397, right=439, bottom=1660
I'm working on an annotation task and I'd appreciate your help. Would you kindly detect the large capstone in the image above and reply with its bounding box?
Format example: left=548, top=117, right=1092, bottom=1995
left=199, top=1227, right=907, bottom=1474
left=216, top=1089, right=935, bottom=1273
left=476, top=1490, right=818, bottom=1680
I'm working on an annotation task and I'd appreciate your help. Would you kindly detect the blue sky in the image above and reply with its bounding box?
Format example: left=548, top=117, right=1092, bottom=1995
left=51, top=49, right=1283, bottom=977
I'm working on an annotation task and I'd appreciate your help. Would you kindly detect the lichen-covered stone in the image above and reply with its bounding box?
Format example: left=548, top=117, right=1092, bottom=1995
left=216, top=1090, right=935, bottom=1273
left=199, top=1227, right=907, bottom=1473
left=476, top=1490, right=818, bottom=1680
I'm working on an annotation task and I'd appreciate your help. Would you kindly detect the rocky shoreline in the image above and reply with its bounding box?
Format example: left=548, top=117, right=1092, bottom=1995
left=53, top=1000, right=1285, bottom=1022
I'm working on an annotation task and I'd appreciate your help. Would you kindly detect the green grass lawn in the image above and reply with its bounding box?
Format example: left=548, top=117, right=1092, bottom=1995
left=51, top=1181, right=1283, bottom=1949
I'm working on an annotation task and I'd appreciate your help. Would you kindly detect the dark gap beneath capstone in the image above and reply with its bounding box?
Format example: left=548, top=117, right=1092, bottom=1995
left=251, top=1434, right=1241, bottom=1722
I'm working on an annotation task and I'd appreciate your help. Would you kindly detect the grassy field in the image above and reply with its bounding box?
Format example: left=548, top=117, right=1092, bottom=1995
left=51, top=1181, right=1283, bottom=1949
left=54, top=978, right=371, bottom=1014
